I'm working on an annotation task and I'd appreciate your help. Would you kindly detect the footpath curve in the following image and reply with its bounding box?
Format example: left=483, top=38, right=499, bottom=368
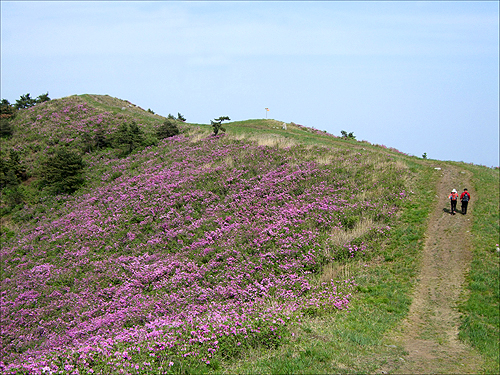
left=382, top=165, right=484, bottom=374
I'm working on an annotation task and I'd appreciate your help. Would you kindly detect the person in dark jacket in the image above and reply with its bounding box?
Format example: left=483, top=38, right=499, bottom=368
left=460, top=188, right=471, bottom=215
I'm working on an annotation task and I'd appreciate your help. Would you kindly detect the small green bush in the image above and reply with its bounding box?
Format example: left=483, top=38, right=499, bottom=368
left=110, top=171, right=123, bottom=181
left=0, top=99, right=15, bottom=118
left=340, top=130, right=356, bottom=140
left=0, top=119, right=14, bottom=137
left=156, top=119, right=180, bottom=139
left=0, top=150, right=27, bottom=189
left=3, top=185, right=24, bottom=207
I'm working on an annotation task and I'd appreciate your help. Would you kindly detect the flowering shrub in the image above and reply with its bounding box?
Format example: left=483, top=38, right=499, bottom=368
left=0, top=100, right=411, bottom=373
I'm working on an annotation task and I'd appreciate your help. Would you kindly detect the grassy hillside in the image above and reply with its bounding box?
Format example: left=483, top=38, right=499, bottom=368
left=0, top=95, right=498, bottom=374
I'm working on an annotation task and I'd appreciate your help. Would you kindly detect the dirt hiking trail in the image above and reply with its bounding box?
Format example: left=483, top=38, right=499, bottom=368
left=382, top=165, right=485, bottom=374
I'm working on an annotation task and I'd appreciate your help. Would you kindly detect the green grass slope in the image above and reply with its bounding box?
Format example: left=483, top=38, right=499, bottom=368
left=458, top=163, right=499, bottom=374
left=0, top=95, right=497, bottom=374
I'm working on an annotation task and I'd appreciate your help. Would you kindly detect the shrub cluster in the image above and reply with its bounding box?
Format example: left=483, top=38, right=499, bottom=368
left=0, top=97, right=188, bottom=203
left=0, top=99, right=15, bottom=117
left=0, top=119, right=14, bottom=138
left=340, top=130, right=356, bottom=140
left=156, top=118, right=180, bottom=139
left=0, top=97, right=19, bottom=138
left=0, top=150, right=27, bottom=209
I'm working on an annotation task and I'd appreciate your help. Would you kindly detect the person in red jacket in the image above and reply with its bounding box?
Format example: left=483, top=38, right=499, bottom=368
left=448, top=189, right=459, bottom=215
left=460, top=188, right=471, bottom=215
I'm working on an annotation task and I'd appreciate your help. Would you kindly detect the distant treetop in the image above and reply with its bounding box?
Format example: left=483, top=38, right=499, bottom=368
left=12, top=92, right=51, bottom=110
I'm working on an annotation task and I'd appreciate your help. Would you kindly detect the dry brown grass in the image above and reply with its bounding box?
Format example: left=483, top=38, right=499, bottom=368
left=0, top=216, right=18, bottom=233
left=243, top=133, right=297, bottom=149
left=328, top=217, right=375, bottom=249
left=318, top=219, right=376, bottom=282
left=264, top=120, right=288, bottom=129
left=229, top=133, right=247, bottom=142
left=373, top=159, right=408, bottom=173
left=315, top=154, right=335, bottom=165
left=224, top=156, right=234, bottom=168
left=319, top=262, right=356, bottom=282
left=186, top=128, right=211, bottom=143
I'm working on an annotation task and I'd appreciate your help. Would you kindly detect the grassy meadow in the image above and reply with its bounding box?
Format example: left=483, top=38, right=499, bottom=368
left=0, top=95, right=498, bottom=374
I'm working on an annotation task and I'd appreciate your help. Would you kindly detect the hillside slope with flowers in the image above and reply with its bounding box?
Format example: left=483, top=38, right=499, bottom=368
left=1, top=95, right=496, bottom=374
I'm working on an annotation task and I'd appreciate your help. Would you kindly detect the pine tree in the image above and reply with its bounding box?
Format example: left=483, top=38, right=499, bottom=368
left=41, top=149, right=85, bottom=194
left=112, top=121, right=145, bottom=156
left=0, top=119, right=13, bottom=138
left=211, top=116, right=230, bottom=136
left=0, top=99, right=15, bottom=118
left=14, top=93, right=37, bottom=109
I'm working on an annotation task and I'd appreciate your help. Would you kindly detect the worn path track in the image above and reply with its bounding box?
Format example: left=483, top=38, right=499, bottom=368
left=382, top=165, right=485, bottom=374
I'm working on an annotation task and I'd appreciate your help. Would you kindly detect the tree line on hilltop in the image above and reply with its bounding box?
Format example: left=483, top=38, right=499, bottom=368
left=0, top=93, right=51, bottom=137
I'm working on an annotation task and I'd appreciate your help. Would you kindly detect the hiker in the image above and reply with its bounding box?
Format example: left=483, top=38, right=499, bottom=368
left=460, top=188, right=471, bottom=215
left=448, top=189, right=459, bottom=215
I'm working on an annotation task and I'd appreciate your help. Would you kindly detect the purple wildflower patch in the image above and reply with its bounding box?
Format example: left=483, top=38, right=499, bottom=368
left=1, top=118, right=411, bottom=372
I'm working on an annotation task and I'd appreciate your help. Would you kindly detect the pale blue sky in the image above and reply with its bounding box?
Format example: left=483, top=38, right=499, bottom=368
left=1, top=1, right=498, bottom=167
